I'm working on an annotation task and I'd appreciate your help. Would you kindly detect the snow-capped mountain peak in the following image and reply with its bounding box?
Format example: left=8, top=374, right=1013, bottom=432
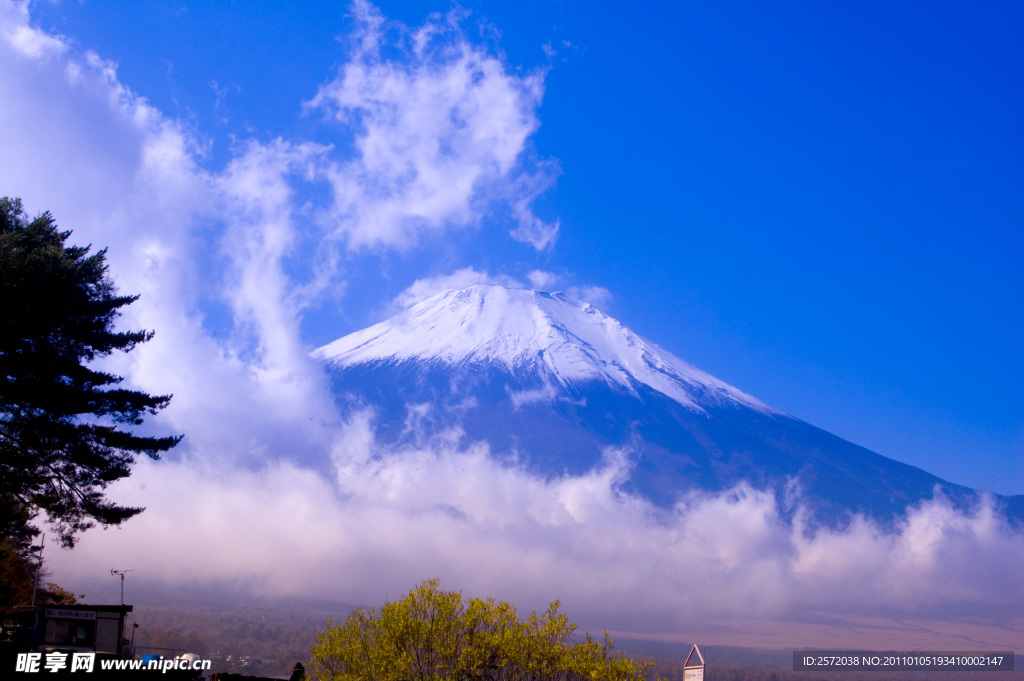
left=313, top=284, right=1016, bottom=526
left=315, top=284, right=772, bottom=413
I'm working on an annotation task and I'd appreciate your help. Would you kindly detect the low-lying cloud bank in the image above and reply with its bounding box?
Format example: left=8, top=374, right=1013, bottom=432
left=49, top=409, right=1024, bottom=629
left=5, top=0, right=1022, bottom=631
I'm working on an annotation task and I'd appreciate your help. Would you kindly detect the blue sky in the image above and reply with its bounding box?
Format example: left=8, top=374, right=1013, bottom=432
left=3, top=0, right=1023, bottom=628
left=24, top=0, right=1019, bottom=495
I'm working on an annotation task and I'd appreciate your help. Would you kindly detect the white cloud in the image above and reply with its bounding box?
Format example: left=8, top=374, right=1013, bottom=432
left=216, top=139, right=339, bottom=427
left=509, top=201, right=559, bottom=251
left=525, top=273, right=612, bottom=308
left=566, top=285, right=613, bottom=309
left=392, top=270, right=612, bottom=313
left=540, top=39, right=583, bottom=64
left=507, top=382, right=560, bottom=409
left=527, top=269, right=560, bottom=290
left=48, top=411, right=1024, bottom=628
left=0, top=0, right=577, bottom=467
left=391, top=267, right=523, bottom=310
left=308, top=0, right=559, bottom=252
left=0, top=3, right=64, bottom=61
left=0, top=1, right=339, bottom=466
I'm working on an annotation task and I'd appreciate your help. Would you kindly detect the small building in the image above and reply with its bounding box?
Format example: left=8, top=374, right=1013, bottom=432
left=2, top=604, right=132, bottom=656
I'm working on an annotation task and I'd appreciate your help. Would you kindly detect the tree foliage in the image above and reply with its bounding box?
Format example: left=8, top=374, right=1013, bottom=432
left=0, top=197, right=181, bottom=549
left=308, top=580, right=657, bottom=681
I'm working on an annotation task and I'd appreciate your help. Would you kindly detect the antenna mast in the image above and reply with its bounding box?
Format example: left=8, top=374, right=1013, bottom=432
left=30, top=534, right=45, bottom=607
left=110, top=569, right=133, bottom=606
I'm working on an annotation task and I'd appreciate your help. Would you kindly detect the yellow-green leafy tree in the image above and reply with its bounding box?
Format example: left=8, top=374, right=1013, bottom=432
left=308, top=580, right=658, bottom=681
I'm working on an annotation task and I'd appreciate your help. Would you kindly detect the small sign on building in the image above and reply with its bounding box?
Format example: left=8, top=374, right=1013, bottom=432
left=683, top=644, right=705, bottom=681
left=45, top=608, right=96, bottom=621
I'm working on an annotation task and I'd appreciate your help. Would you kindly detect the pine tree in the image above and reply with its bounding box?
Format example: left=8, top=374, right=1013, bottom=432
left=0, top=197, right=181, bottom=549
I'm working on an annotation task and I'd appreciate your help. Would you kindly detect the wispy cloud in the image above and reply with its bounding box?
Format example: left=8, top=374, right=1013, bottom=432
left=526, top=269, right=560, bottom=290
left=0, top=0, right=337, bottom=466
left=0, top=0, right=571, bottom=464
left=389, top=269, right=611, bottom=313
left=525, top=271, right=612, bottom=307
left=566, top=285, right=612, bottom=308
left=307, top=0, right=559, bottom=252
left=1, top=3, right=66, bottom=60
left=216, top=139, right=338, bottom=426
left=391, top=267, right=524, bottom=310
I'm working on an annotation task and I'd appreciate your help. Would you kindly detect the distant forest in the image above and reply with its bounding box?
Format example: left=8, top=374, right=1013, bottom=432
left=129, top=602, right=346, bottom=678
left=129, top=603, right=1015, bottom=681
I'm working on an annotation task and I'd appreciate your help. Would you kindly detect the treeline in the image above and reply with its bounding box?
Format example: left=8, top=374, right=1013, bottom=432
left=112, top=602, right=1022, bottom=681
left=0, top=537, right=83, bottom=612
left=130, top=604, right=344, bottom=678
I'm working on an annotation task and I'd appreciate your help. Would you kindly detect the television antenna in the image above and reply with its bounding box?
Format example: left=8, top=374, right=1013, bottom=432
left=110, top=569, right=133, bottom=606
left=30, top=534, right=45, bottom=607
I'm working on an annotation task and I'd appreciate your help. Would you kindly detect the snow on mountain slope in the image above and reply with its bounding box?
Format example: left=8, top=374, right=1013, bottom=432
left=315, top=285, right=774, bottom=414
left=312, top=284, right=1022, bottom=526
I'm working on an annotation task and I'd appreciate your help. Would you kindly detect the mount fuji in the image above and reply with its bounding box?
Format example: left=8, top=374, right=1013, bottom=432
left=316, top=285, right=1022, bottom=527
